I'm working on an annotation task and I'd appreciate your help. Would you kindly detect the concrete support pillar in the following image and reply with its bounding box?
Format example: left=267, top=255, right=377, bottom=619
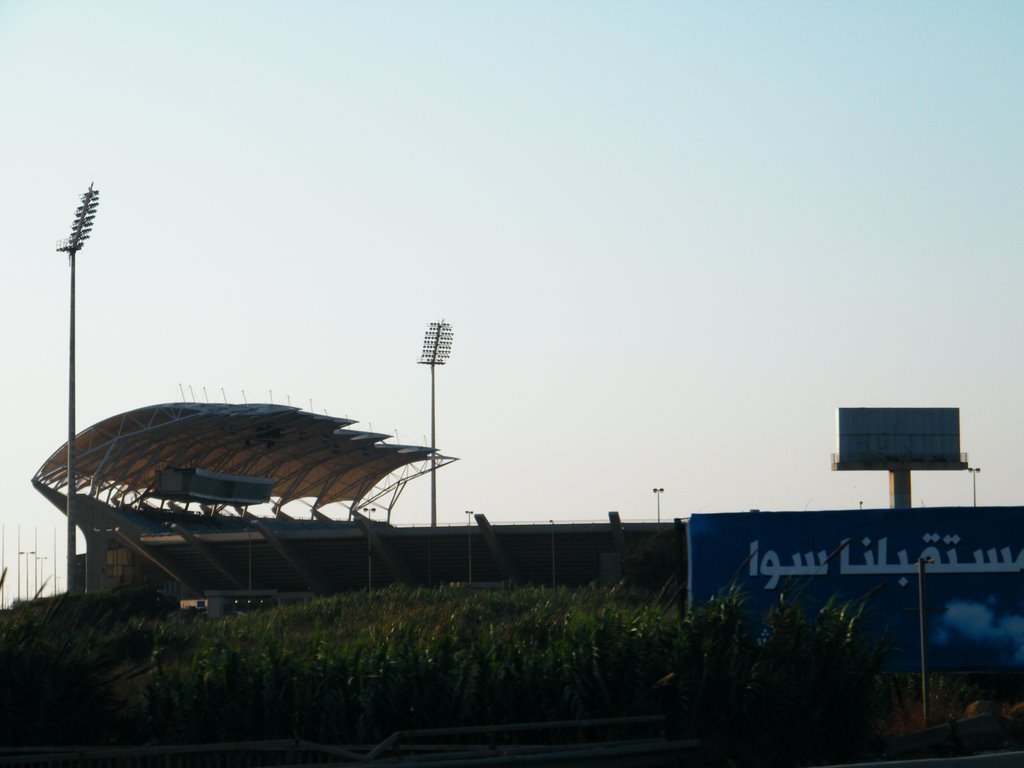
left=353, top=513, right=418, bottom=586
left=252, top=521, right=331, bottom=594
left=889, top=470, right=912, bottom=509
left=475, top=514, right=523, bottom=584
left=608, top=511, right=626, bottom=558
left=83, top=527, right=112, bottom=592
left=113, top=528, right=199, bottom=594
left=171, top=524, right=247, bottom=588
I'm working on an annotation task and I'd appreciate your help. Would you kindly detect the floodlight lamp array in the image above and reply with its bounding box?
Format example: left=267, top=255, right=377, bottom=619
left=56, top=183, right=100, bottom=254
left=419, top=320, right=454, bottom=365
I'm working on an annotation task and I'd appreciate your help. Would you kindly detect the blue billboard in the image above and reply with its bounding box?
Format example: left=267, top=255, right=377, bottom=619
left=688, top=507, right=1024, bottom=672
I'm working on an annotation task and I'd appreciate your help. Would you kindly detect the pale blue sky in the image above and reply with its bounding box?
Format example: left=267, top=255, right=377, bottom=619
left=1, top=2, right=1022, bottom=594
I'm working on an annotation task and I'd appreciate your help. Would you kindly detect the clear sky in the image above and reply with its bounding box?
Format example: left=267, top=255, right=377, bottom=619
left=1, top=2, right=1022, bottom=596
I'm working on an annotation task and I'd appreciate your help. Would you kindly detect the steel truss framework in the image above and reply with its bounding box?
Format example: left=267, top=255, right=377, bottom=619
left=33, top=403, right=456, bottom=521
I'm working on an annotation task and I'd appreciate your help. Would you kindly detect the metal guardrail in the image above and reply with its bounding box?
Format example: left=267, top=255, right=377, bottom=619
left=0, top=716, right=698, bottom=768
left=396, top=519, right=656, bottom=528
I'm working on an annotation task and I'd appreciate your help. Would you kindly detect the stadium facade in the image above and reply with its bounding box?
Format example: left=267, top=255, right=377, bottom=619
left=33, top=403, right=653, bottom=602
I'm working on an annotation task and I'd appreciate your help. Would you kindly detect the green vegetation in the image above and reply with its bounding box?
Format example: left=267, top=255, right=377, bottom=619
left=0, top=583, right=897, bottom=766
left=0, top=586, right=175, bottom=745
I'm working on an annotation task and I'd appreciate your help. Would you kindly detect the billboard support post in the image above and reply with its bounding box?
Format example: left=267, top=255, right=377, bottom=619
left=832, top=408, right=969, bottom=510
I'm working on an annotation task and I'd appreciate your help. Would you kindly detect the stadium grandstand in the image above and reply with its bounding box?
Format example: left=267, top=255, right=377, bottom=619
left=33, top=403, right=654, bottom=607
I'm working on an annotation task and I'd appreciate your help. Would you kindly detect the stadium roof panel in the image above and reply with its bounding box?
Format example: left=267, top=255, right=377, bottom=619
left=32, top=402, right=454, bottom=518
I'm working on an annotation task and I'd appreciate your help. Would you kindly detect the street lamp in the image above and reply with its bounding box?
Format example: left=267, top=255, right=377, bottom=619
left=57, top=183, right=100, bottom=595
left=18, top=550, right=35, bottom=602
left=465, top=511, right=473, bottom=583
left=968, top=467, right=981, bottom=508
left=652, top=488, right=664, bottom=531
left=418, top=321, right=454, bottom=528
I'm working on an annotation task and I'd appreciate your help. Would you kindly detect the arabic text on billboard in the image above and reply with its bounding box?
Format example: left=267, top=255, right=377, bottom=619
left=688, top=508, right=1024, bottom=672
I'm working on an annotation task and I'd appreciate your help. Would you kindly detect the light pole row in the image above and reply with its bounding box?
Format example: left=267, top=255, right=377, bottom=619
left=3, top=527, right=59, bottom=606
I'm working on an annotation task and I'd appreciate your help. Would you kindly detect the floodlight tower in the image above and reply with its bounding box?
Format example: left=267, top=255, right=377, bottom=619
left=418, top=320, right=453, bottom=527
left=56, top=183, right=100, bottom=594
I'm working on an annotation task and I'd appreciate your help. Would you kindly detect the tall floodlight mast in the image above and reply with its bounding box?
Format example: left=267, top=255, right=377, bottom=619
left=56, top=183, right=100, bottom=594
left=418, top=320, right=453, bottom=528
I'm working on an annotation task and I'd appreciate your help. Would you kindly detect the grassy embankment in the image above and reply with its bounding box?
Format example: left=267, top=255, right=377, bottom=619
left=0, top=582, right=892, bottom=767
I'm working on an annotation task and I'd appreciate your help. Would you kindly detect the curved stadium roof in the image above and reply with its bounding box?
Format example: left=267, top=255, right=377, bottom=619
left=32, top=403, right=452, bottom=518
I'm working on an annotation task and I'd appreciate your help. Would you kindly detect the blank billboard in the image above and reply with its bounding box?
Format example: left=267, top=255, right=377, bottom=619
left=836, top=407, right=961, bottom=466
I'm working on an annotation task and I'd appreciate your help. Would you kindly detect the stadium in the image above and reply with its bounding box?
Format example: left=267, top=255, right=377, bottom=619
left=32, top=402, right=658, bottom=611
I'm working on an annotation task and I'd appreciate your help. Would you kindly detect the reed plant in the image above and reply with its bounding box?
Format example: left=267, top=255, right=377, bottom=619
left=0, top=583, right=888, bottom=765
left=0, top=587, right=167, bottom=745
left=664, top=590, right=886, bottom=766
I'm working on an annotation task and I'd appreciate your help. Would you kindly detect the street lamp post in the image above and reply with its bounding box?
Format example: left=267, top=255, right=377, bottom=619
left=18, top=550, right=34, bottom=601
left=465, top=511, right=473, bottom=583
left=418, top=321, right=454, bottom=528
left=918, top=557, right=933, bottom=726
left=57, top=183, right=100, bottom=595
left=652, top=488, right=664, bottom=531
left=968, top=467, right=981, bottom=507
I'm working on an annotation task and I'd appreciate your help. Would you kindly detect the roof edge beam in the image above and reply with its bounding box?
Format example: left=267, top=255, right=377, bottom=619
left=31, top=478, right=71, bottom=516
